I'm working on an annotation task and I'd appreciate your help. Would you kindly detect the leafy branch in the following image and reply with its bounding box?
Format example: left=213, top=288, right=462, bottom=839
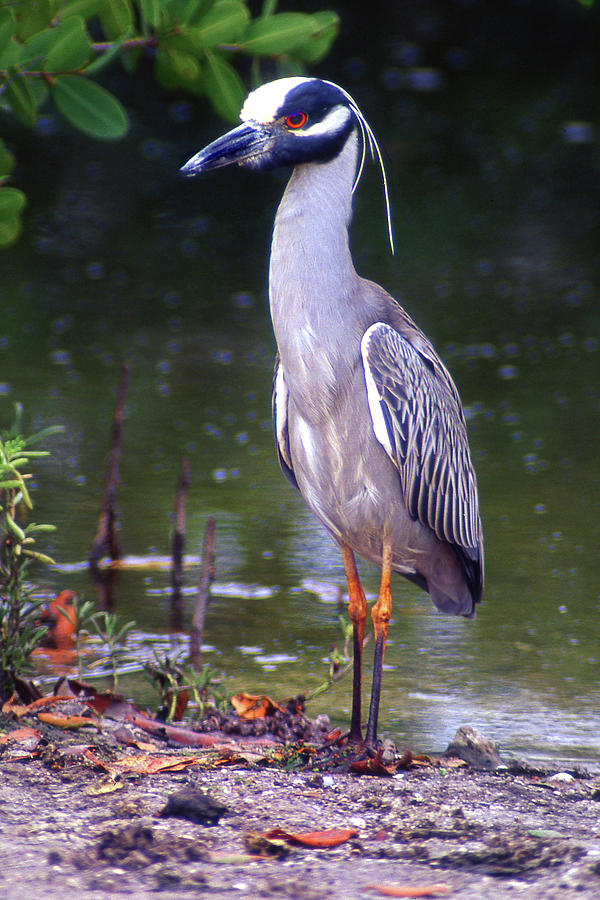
left=0, top=0, right=339, bottom=245
left=0, top=403, right=63, bottom=698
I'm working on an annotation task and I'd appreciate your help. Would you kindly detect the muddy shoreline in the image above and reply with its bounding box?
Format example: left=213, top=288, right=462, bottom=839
left=1, top=709, right=600, bottom=899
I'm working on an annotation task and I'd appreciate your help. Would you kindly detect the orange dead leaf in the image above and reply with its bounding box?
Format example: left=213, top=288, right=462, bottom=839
left=0, top=725, right=41, bottom=747
left=349, top=755, right=398, bottom=776
left=231, top=693, right=285, bottom=720
left=132, top=741, right=161, bottom=752
left=37, top=590, right=77, bottom=649
left=37, top=712, right=99, bottom=730
left=441, top=756, right=468, bottom=769
left=2, top=695, right=29, bottom=717
left=84, top=750, right=200, bottom=776
left=165, top=689, right=189, bottom=721
left=26, top=695, right=74, bottom=712
left=366, top=883, right=451, bottom=897
left=2, top=694, right=73, bottom=718
left=264, top=827, right=358, bottom=848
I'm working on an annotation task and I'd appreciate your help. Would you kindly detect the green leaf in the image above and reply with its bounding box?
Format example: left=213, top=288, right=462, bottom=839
left=163, top=0, right=216, bottom=28
left=52, top=75, right=129, bottom=139
left=100, top=0, right=134, bottom=39
left=29, top=77, right=49, bottom=109
left=84, top=36, right=127, bottom=76
left=0, top=186, right=26, bottom=248
left=121, top=46, right=141, bottom=73
left=57, top=0, right=108, bottom=19
left=203, top=50, right=244, bottom=121
left=0, top=140, right=16, bottom=179
left=21, top=549, right=56, bottom=565
left=13, top=0, right=55, bottom=41
left=44, top=17, right=93, bottom=72
left=169, top=49, right=202, bottom=82
left=0, top=10, right=19, bottom=69
left=138, top=0, right=164, bottom=30
left=155, top=46, right=201, bottom=89
left=292, top=11, right=339, bottom=64
left=5, top=75, right=37, bottom=126
left=20, top=27, right=62, bottom=68
left=190, top=0, right=249, bottom=49
left=240, top=12, right=315, bottom=56
left=155, top=47, right=184, bottom=89
left=22, top=424, right=64, bottom=446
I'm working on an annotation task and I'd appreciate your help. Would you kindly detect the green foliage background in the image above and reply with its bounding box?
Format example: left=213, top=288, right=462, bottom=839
left=0, top=0, right=339, bottom=246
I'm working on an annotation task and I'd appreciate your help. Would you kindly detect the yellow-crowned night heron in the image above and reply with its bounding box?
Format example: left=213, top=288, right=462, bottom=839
left=182, top=77, right=483, bottom=747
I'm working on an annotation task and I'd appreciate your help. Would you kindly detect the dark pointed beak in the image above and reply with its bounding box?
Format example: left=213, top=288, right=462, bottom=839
left=180, top=121, right=271, bottom=175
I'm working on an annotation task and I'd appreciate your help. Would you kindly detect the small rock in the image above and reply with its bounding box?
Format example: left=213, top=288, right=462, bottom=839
left=444, top=725, right=503, bottom=770
left=380, top=737, right=397, bottom=766
left=548, top=772, right=575, bottom=784
left=322, top=775, right=335, bottom=788
left=160, top=787, right=228, bottom=825
left=313, top=714, right=331, bottom=731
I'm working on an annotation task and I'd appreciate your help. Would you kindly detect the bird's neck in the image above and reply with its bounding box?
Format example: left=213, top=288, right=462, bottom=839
left=269, top=131, right=360, bottom=348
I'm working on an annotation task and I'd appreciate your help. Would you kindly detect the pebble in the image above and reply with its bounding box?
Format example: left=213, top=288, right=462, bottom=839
left=547, top=772, right=575, bottom=784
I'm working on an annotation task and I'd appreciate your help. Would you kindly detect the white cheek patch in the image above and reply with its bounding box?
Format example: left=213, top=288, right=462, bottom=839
left=295, top=106, right=351, bottom=138
left=241, top=77, right=314, bottom=124
left=361, top=324, right=394, bottom=458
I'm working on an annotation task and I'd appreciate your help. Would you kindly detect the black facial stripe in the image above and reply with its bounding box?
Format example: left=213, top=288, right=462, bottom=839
left=275, top=80, right=347, bottom=125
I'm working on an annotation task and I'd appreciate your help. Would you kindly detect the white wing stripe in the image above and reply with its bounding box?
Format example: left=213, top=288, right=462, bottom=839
left=274, top=364, right=292, bottom=470
left=361, top=324, right=394, bottom=458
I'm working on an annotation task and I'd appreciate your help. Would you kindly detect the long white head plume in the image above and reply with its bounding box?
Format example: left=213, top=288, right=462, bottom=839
left=323, top=80, right=395, bottom=256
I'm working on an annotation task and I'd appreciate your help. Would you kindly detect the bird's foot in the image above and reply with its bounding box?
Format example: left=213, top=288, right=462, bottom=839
left=315, top=730, right=399, bottom=774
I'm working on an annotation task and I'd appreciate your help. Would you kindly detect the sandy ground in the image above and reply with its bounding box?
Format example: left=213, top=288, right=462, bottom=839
left=1, top=710, right=600, bottom=899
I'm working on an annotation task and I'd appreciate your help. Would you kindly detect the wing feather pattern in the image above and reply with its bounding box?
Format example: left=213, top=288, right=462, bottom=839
left=361, top=322, right=482, bottom=553
left=272, top=356, right=299, bottom=489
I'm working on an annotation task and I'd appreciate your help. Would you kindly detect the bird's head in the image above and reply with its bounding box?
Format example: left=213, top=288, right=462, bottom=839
left=181, top=77, right=359, bottom=175
left=181, top=76, right=394, bottom=252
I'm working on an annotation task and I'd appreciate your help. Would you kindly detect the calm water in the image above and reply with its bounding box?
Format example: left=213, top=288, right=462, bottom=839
left=2, top=65, right=599, bottom=766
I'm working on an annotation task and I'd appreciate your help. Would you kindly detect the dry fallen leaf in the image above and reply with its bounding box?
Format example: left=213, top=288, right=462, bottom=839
left=230, top=693, right=285, bottom=720
left=84, top=779, right=126, bottom=796
left=0, top=725, right=41, bottom=747
left=165, top=689, right=189, bottom=721
left=36, top=590, right=77, bottom=649
left=3, top=695, right=74, bottom=718
left=365, top=883, right=451, bottom=897
left=441, top=756, right=468, bottom=769
left=349, top=755, right=398, bottom=776
left=38, top=712, right=99, bottom=730
left=264, top=827, right=358, bottom=848
left=244, top=832, right=290, bottom=858
left=84, top=750, right=200, bottom=776
left=1, top=696, right=29, bottom=717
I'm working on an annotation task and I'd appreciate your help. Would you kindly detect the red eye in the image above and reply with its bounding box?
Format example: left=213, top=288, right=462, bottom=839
left=285, top=112, right=307, bottom=129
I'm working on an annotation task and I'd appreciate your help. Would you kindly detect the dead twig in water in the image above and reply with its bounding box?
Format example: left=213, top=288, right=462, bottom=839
left=88, top=362, right=130, bottom=608
left=189, top=516, right=216, bottom=671
left=171, top=457, right=191, bottom=630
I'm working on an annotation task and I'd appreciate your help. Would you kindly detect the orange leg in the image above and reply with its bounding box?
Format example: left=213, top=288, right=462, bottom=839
left=365, top=541, right=393, bottom=747
left=342, top=544, right=367, bottom=742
